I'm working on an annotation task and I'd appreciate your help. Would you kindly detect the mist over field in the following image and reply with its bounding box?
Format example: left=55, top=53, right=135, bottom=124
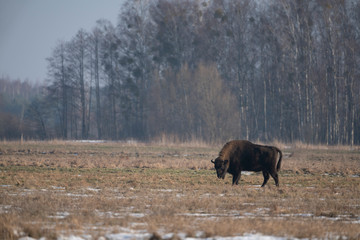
left=1, top=0, right=359, bottom=145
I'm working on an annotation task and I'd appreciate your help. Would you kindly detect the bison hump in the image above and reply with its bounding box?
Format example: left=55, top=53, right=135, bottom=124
left=218, top=140, right=252, bottom=160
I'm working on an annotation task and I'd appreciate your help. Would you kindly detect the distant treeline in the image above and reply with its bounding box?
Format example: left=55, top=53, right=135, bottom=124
left=1, top=0, right=359, bottom=145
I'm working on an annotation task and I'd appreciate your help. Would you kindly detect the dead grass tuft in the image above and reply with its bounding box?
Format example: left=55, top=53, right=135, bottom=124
left=0, top=214, right=17, bottom=240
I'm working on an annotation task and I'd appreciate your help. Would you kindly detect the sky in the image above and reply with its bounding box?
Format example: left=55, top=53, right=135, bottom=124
left=0, top=0, right=123, bottom=84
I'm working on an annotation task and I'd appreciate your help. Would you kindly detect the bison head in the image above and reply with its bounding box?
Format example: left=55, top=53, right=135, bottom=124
left=211, top=158, right=229, bottom=179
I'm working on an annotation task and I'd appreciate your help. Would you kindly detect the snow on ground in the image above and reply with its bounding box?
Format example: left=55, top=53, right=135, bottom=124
left=17, top=227, right=309, bottom=240
left=55, top=233, right=303, bottom=240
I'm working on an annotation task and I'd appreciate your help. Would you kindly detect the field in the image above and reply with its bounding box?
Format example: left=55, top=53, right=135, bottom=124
left=0, top=140, right=359, bottom=240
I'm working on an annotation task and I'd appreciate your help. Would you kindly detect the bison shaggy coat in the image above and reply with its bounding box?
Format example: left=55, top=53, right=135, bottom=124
left=211, top=140, right=282, bottom=187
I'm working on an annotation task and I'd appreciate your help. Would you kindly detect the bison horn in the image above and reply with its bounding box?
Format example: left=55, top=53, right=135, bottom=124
left=211, top=159, right=215, bottom=163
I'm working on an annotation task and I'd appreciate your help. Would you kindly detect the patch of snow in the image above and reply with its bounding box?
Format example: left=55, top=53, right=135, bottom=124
left=18, top=237, right=38, bottom=240
left=129, top=222, right=147, bottom=228
left=156, top=188, right=176, bottom=192
left=185, top=233, right=304, bottom=240
left=58, top=235, right=89, bottom=240
left=177, top=193, right=185, bottom=198
left=0, top=204, right=12, bottom=213
left=129, top=213, right=146, bottom=218
left=242, top=212, right=256, bottom=217
left=255, top=208, right=270, bottom=213
left=48, top=211, right=70, bottom=219
left=180, top=212, right=219, bottom=217
left=102, top=232, right=305, bottom=240
left=242, top=203, right=256, bottom=206
left=351, top=219, right=360, bottom=224
left=179, top=212, right=244, bottom=219
left=279, top=213, right=313, bottom=218
left=64, top=193, right=92, bottom=198
left=95, top=210, right=124, bottom=219
left=0, top=184, right=12, bottom=187
left=30, top=228, right=312, bottom=240
left=72, top=140, right=107, bottom=143
left=105, top=230, right=151, bottom=240
left=86, top=187, right=101, bottom=192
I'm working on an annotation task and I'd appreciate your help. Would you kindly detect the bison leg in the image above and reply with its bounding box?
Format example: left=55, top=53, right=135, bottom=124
left=269, top=171, right=279, bottom=187
left=261, top=171, right=270, bottom=187
left=232, top=172, right=241, bottom=185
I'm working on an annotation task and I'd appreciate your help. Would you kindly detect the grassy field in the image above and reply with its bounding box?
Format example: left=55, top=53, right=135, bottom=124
left=0, top=140, right=359, bottom=239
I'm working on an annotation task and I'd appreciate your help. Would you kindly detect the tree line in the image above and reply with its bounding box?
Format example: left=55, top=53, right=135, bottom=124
left=1, top=0, right=359, bottom=145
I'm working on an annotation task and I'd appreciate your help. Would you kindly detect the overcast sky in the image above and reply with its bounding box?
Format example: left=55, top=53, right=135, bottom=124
left=0, top=0, right=123, bottom=83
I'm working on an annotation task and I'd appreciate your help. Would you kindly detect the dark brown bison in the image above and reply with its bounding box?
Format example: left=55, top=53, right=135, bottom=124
left=211, top=140, right=282, bottom=187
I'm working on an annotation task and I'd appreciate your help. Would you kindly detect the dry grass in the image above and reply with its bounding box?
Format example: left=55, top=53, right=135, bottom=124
left=0, top=140, right=359, bottom=239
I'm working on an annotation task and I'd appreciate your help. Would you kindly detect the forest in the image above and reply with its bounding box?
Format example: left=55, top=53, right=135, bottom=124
left=0, top=0, right=359, bottom=145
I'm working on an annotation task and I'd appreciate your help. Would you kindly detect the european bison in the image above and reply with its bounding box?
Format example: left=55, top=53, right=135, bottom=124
left=211, top=140, right=282, bottom=187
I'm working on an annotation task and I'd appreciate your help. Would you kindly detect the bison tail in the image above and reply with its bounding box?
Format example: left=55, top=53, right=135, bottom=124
left=275, top=147, right=283, bottom=171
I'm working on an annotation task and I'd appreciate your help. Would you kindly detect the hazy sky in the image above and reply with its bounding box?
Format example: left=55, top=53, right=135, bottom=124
left=0, top=0, right=123, bottom=83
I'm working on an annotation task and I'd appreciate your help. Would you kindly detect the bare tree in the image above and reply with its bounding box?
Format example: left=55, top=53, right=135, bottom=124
left=89, top=20, right=108, bottom=139
left=26, top=0, right=360, bottom=144
left=46, top=41, right=71, bottom=139
left=67, top=30, right=89, bottom=139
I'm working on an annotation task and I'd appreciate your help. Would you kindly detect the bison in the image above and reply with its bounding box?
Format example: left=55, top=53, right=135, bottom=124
left=211, top=140, right=282, bottom=187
